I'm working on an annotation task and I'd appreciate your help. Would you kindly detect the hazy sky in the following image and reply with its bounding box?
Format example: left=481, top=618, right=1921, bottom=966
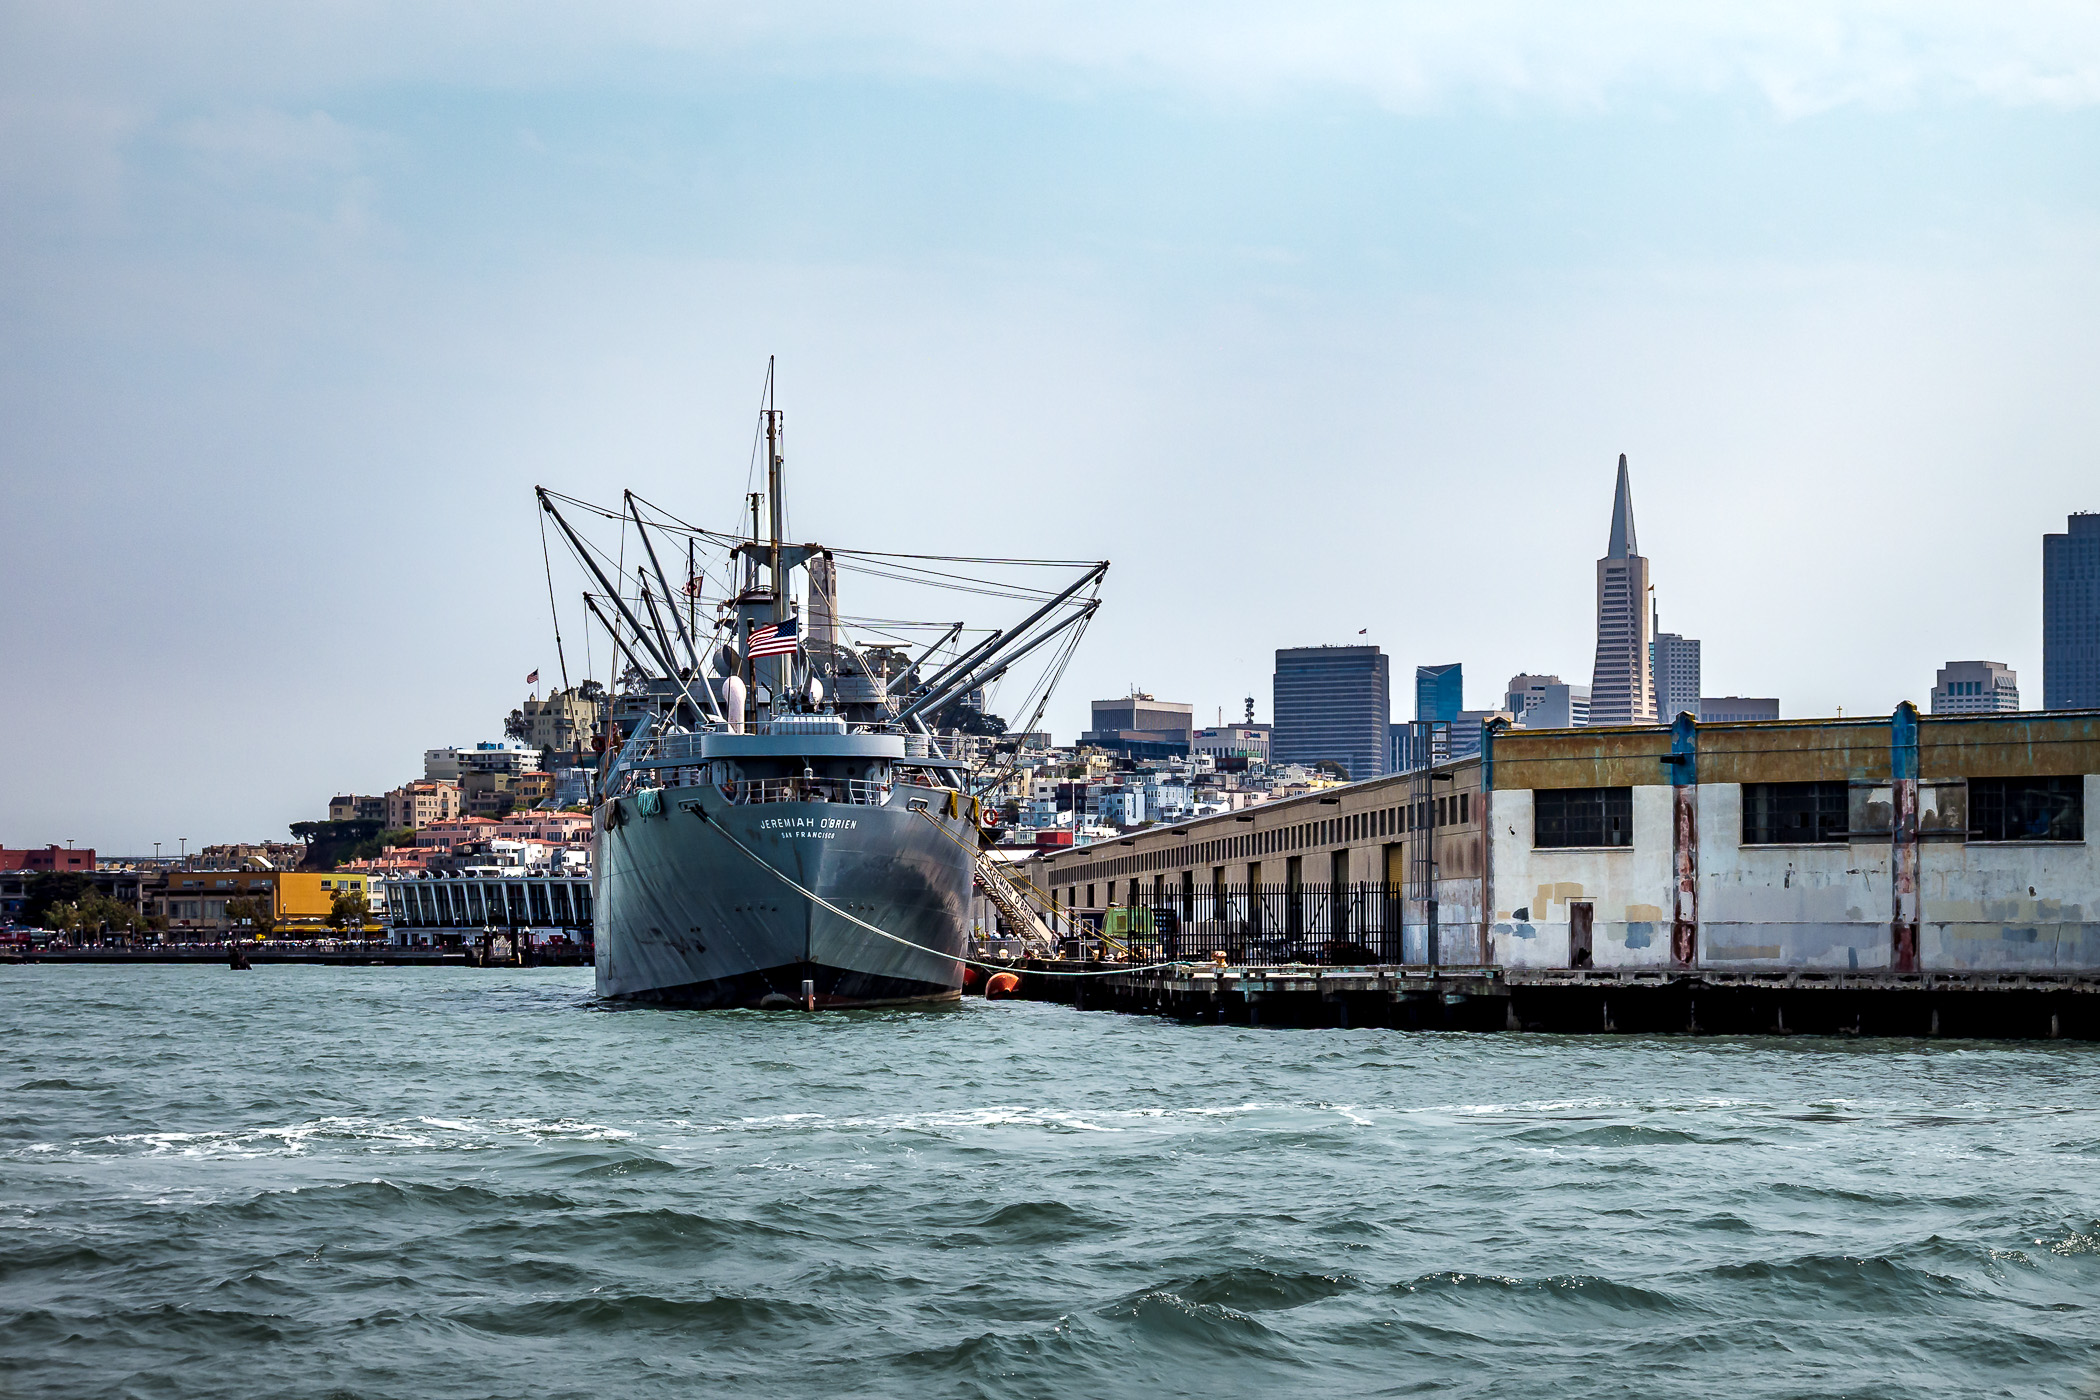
left=6, top=3, right=2099, bottom=853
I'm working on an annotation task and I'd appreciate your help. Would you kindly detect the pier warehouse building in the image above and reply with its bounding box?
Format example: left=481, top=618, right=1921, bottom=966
left=1025, top=705, right=2100, bottom=975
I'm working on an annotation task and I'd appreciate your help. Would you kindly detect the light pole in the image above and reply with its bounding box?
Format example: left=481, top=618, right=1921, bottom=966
left=179, top=838, right=187, bottom=866
left=153, top=842, right=161, bottom=863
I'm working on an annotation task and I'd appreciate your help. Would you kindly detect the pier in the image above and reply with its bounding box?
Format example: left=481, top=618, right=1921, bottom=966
left=1017, top=961, right=2100, bottom=1039
left=10, top=944, right=471, bottom=966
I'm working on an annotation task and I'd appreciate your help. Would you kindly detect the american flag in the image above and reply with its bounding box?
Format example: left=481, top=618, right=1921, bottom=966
left=746, top=618, right=800, bottom=659
left=526, top=669, right=539, bottom=685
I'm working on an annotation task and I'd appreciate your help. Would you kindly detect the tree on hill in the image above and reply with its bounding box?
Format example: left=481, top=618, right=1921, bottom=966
left=931, top=699, right=1008, bottom=737
left=504, top=708, right=531, bottom=743
left=290, top=819, right=386, bottom=870
left=1315, top=760, right=1351, bottom=780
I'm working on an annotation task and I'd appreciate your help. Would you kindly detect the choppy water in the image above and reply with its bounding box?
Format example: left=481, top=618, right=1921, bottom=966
left=5, top=967, right=2100, bottom=1398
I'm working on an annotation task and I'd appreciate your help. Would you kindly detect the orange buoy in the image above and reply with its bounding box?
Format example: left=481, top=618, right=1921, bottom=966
left=962, top=966, right=983, bottom=991
left=985, top=971, right=1021, bottom=999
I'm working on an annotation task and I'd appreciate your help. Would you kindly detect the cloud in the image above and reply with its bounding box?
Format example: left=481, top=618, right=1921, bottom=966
left=171, top=107, right=372, bottom=175
left=6, top=1, right=2100, bottom=117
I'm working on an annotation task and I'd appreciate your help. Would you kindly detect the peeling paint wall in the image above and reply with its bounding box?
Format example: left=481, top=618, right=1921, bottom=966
left=1696, top=782, right=1892, bottom=971
left=1488, top=786, right=1674, bottom=970
left=1917, top=775, right=2100, bottom=970
left=1486, top=715, right=2100, bottom=975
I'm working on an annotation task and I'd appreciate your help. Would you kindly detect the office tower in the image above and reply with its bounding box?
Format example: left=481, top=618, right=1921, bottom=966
left=1931, top=661, right=2019, bottom=715
left=1415, top=663, right=1462, bottom=723
left=1505, top=674, right=1591, bottom=728
left=1590, top=454, right=1658, bottom=725
left=1273, top=645, right=1391, bottom=780
left=1698, top=697, right=1779, bottom=721
left=1654, top=630, right=1701, bottom=722
left=2045, top=513, right=2100, bottom=709
left=1086, top=692, right=1194, bottom=745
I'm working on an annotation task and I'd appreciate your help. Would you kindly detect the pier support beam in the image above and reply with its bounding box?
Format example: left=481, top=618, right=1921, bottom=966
left=1891, top=702, right=1921, bottom=974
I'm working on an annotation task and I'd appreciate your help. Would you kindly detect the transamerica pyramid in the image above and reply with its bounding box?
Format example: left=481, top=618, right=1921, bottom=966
left=1589, top=454, right=1657, bottom=726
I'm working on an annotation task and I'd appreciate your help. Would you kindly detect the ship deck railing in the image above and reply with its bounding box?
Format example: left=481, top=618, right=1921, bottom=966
left=727, top=777, right=894, bottom=807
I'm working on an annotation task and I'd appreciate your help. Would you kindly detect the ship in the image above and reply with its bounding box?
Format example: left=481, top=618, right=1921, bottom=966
left=537, top=363, right=1104, bottom=1008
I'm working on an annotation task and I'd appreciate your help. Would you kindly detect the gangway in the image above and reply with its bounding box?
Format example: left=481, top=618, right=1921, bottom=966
left=972, top=850, right=1064, bottom=958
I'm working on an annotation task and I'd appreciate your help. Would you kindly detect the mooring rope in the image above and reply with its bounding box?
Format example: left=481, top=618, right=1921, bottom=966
left=683, top=802, right=1190, bottom=979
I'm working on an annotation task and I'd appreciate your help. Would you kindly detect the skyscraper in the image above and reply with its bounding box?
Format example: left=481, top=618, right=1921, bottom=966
left=1415, top=663, right=1462, bottom=723
left=2044, top=513, right=2100, bottom=710
left=1505, top=673, right=1590, bottom=728
left=1273, top=645, right=1390, bottom=780
left=1589, top=454, right=1657, bottom=726
left=1931, top=661, right=2019, bottom=715
left=1654, top=629, right=1701, bottom=722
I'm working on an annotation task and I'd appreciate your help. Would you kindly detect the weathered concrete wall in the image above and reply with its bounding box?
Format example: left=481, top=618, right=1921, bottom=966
left=1488, top=785, right=1675, bottom=970
left=1489, top=773, right=2100, bottom=974
left=1428, top=874, right=1485, bottom=965
left=1695, top=782, right=1892, bottom=972
left=1919, top=775, right=2100, bottom=970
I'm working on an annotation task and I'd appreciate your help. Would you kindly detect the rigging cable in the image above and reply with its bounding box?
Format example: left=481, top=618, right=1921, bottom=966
left=539, top=509, right=572, bottom=697
left=683, top=802, right=1189, bottom=978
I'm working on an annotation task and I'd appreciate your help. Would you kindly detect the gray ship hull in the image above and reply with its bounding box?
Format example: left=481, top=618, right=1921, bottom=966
left=593, top=783, right=975, bottom=1008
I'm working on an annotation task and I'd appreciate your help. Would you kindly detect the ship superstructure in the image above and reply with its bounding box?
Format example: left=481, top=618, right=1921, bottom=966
left=538, top=364, right=1104, bottom=1008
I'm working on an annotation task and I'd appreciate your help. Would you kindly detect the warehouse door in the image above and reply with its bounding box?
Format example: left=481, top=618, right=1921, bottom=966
left=1569, top=902, right=1594, bottom=969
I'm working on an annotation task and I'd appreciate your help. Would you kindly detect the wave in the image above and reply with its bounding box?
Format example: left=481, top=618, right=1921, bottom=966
left=1161, top=1265, right=1360, bottom=1313
left=1699, top=1252, right=1991, bottom=1307
left=943, top=1199, right=1119, bottom=1247
left=492, top=1204, right=815, bottom=1258
left=1390, top=1270, right=1691, bottom=1316
left=448, top=1292, right=840, bottom=1340
left=1508, top=1123, right=1750, bottom=1147
left=13, top=1114, right=639, bottom=1162
left=1093, top=1288, right=1299, bottom=1361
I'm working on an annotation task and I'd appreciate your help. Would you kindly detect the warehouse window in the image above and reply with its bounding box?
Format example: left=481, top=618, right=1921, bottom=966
left=1971, top=777, right=2084, bottom=842
left=1534, top=787, right=1633, bottom=848
left=1742, top=782, right=1847, bottom=844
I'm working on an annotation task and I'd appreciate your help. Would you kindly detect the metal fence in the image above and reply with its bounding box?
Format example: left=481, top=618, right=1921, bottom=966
left=1064, top=882, right=1440, bottom=966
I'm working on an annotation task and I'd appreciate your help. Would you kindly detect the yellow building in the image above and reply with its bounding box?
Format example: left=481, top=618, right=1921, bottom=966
left=157, top=870, right=376, bottom=935
left=277, top=871, right=374, bottom=930
left=513, top=771, right=556, bottom=806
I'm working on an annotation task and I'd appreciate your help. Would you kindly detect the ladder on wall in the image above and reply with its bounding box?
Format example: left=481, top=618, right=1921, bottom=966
left=1408, top=720, right=1447, bottom=968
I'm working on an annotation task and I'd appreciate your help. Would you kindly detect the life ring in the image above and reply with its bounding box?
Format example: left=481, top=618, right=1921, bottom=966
left=719, top=781, right=740, bottom=803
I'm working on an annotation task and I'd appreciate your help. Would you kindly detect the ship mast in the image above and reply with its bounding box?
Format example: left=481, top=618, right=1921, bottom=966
left=766, top=356, right=785, bottom=627
left=763, top=356, right=790, bottom=707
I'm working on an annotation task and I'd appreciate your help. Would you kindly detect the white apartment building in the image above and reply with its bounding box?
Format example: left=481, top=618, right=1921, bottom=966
left=1192, top=724, right=1271, bottom=762
left=425, top=741, right=543, bottom=781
